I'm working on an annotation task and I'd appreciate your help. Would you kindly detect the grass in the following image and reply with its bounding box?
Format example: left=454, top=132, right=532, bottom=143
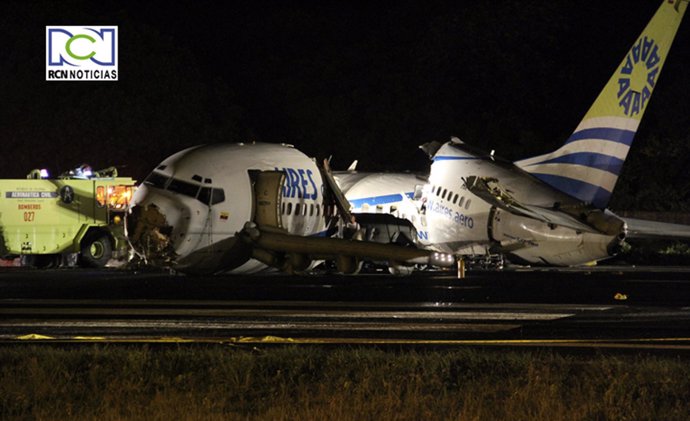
left=617, top=239, right=690, bottom=265
left=1, top=345, right=690, bottom=420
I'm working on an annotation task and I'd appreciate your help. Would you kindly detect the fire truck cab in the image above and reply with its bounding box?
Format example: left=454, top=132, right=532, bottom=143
left=0, top=166, right=135, bottom=268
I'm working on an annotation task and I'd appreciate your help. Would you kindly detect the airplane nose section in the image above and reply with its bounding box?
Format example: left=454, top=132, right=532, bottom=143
left=126, top=192, right=181, bottom=265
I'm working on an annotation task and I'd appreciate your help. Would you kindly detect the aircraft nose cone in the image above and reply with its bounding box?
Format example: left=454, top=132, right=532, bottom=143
left=126, top=203, right=177, bottom=265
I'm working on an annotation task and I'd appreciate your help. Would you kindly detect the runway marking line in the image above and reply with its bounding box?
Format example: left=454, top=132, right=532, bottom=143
left=7, top=334, right=690, bottom=350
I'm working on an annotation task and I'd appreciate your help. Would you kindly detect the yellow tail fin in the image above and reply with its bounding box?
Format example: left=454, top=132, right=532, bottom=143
left=517, top=0, right=687, bottom=208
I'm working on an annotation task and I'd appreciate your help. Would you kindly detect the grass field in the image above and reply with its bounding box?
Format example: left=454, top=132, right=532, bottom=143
left=1, top=345, right=689, bottom=420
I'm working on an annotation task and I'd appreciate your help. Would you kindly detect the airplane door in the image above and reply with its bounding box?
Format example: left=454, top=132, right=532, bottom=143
left=251, top=171, right=285, bottom=229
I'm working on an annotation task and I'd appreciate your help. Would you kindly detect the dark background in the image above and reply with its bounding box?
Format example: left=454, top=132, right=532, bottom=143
left=1, top=0, right=689, bottom=210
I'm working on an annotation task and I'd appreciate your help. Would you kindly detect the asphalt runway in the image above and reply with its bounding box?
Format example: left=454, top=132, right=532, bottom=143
left=2, top=266, right=690, bottom=348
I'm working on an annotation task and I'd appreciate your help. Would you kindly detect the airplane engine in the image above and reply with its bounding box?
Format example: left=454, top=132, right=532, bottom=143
left=490, top=209, right=622, bottom=266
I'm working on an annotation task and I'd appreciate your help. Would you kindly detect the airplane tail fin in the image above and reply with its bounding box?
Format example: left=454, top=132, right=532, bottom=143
left=516, top=0, right=687, bottom=209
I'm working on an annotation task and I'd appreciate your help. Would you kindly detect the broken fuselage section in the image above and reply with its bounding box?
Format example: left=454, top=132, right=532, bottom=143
left=126, top=143, right=454, bottom=274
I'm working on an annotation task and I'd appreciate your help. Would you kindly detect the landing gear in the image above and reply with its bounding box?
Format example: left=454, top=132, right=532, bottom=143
left=463, top=253, right=504, bottom=270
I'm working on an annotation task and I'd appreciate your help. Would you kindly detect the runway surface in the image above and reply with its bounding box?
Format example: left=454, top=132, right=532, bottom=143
left=2, top=266, right=690, bottom=348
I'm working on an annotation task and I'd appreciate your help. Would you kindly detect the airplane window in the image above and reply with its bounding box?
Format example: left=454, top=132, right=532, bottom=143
left=287, top=203, right=293, bottom=215
left=442, top=189, right=447, bottom=199
left=204, top=178, right=212, bottom=184
left=435, top=186, right=441, bottom=196
left=465, top=199, right=471, bottom=210
left=167, top=178, right=200, bottom=199
left=193, top=187, right=225, bottom=206
left=458, top=196, right=465, bottom=207
left=211, top=189, right=225, bottom=205
left=143, top=171, right=169, bottom=189
left=316, top=204, right=320, bottom=216
left=192, top=174, right=203, bottom=183
left=295, top=204, right=301, bottom=216
left=156, top=165, right=167, bottom=171
left=282, top=202, right=286, bottom=214
left=310, top=204, right=314, bottom=216
left=198, top=187, right=211, bottom=204
left=453, top=194, right=459, bottom=204
left=303, top=205, right=307, bottom=216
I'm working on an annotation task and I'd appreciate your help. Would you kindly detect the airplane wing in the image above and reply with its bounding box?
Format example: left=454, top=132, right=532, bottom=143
left=239, top=222, right=454, bottom=274
left=621, top=217, right=690, bottom=240
left=465, top=175, right=690, bottom=241
left=464, top=175, right=625, bottom=236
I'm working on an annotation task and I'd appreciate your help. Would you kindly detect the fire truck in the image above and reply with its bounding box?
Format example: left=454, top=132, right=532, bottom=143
left=0, top=165, right=135, bottom=268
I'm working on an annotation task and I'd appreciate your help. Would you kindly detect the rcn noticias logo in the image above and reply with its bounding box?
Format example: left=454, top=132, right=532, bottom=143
left=46, top=26, right=118, bottom=81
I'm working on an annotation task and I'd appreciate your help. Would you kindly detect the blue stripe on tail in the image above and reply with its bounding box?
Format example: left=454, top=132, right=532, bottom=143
left=565, top=127, right=636, bottom=146
left=526, top=152, right=625, bottom=175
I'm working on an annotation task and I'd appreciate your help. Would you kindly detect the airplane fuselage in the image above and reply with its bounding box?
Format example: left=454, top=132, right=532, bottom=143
left=421, top=143, right=618, bottom=265
left=127, top=143, right=330, bottom=273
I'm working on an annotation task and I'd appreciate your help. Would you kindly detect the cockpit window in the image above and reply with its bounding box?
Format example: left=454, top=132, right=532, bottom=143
left=167, top=178, right=200, bottom=199
left=198, top=187, right=210, bottom=205
left=146, top=172, right=225, bottom=206
left=198, top=187, right=226, bottom=206
left=143, top=171, right=169, bottom=189
left=211, top=188, right=225, bottom=205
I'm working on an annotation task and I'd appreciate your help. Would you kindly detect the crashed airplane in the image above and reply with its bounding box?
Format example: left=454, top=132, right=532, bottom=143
left=126, top=142, right=454, bottom=274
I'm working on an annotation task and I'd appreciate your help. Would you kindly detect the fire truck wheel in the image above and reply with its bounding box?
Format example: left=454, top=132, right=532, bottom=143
left=36, top=254, right=60, bottom=268
left=19, top=254, right=59, bottom=268
left=19, top=255, right=36, bottom=267
left=80, top=233, right=113, bottom=268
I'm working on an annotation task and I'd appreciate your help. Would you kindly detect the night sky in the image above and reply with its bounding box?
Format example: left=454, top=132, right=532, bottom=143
left=2, top=0, right=689, bottom=210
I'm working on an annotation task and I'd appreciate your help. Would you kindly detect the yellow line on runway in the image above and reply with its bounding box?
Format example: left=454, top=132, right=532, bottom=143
left=6, top=334, right=690, bottom=349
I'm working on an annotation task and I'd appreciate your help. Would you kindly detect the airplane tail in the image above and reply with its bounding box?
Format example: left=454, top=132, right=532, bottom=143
left=516, top=0, right=687, bottom=209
